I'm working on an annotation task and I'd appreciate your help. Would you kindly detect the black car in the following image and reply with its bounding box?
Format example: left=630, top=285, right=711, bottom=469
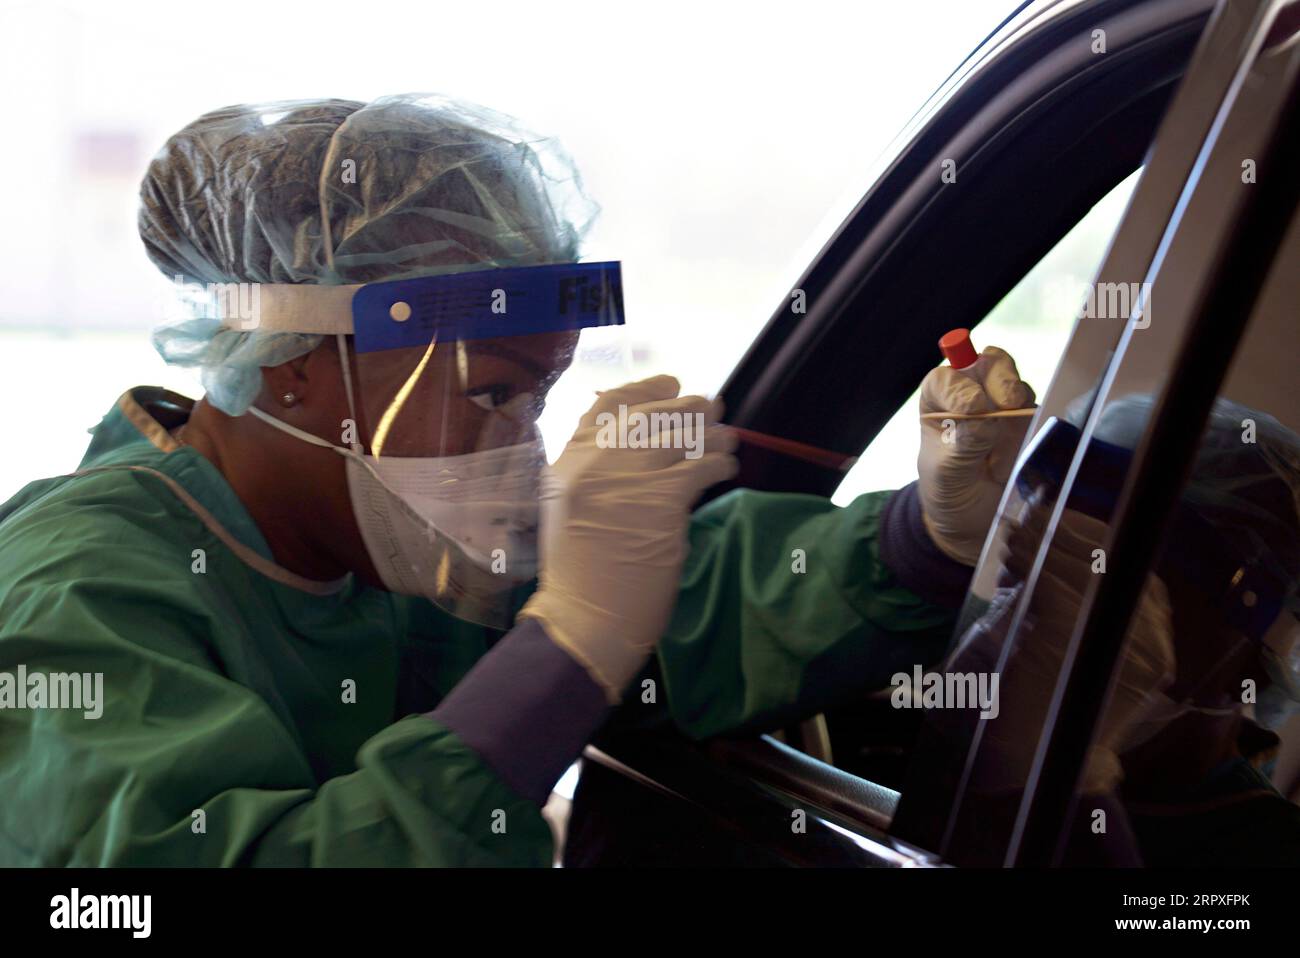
left=559, top=0, right=1300, bottom=868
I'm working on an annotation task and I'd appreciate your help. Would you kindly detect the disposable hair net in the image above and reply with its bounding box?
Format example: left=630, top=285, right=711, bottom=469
left=139, top=94, right=598, bottom=414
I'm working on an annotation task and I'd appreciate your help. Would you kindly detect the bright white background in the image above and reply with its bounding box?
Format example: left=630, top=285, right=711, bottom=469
left=0, top=0, right=1020, bottom=501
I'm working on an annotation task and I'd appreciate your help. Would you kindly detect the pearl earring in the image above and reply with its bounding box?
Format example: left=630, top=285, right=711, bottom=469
left=281, top=392, right=297, bottom=406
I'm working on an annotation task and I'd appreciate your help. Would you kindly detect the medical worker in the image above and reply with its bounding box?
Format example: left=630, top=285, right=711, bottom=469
left=0, top=95, right=1034, bottom=866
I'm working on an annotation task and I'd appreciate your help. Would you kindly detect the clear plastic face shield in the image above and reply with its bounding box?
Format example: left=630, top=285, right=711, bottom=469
left=236, top=261, right=627, bottom=627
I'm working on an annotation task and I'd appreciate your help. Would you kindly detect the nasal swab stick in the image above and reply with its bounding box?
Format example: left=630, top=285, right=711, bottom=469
left=920, top=408, right=1037, bottom=420
left=593, top=389, right=859, bottom=471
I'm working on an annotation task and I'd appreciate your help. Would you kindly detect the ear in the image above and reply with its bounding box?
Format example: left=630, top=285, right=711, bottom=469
left=261, top=354, right=313, bottom=409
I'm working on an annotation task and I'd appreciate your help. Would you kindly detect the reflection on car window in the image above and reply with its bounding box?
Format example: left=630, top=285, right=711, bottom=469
left=1061, top=208, right=1300, bottom=868
left=833, top=169, right=1142, bottom=505
left=892, top=192, right=1300, bottom=868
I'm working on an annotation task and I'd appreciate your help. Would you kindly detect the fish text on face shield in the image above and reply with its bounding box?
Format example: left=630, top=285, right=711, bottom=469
left=593, top=405, right=706, bottom=460
left=557, top=273, right=623, bottom=318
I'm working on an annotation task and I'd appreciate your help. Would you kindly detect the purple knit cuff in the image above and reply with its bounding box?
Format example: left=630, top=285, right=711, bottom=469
left=430, top=617, right=610, bottom=806
left=878, top=481, right=975, bottom=610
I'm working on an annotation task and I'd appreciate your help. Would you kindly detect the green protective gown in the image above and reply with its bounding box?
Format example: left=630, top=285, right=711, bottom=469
left=0, top=388, right=957, bottom=866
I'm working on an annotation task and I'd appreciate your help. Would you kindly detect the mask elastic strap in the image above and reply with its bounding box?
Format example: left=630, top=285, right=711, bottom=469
left=336, top=333, right=365, bottom=455
left=246, top=404, right=344, bottom=454
left=246, top=394, right=418, bottom=512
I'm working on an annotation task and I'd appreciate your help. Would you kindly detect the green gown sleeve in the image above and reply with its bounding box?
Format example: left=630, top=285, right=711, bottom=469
left=0, top=479, right=551, bottom=868
left=0, top=579, right=550, bottom=866
left=651, top=488, right=960, bottom=740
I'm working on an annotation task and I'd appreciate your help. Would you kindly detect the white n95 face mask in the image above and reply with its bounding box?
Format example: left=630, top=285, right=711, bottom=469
left=245, top=404, right=542, bottom=618
left=350, top=442, right=543, bottom=576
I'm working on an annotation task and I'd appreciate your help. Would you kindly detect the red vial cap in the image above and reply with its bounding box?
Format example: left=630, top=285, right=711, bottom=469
left=939, top=328, right=978, bottom=369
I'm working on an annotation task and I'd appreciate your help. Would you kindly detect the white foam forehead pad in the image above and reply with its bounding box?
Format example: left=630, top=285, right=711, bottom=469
left=220, top=284, right=362, bottom=335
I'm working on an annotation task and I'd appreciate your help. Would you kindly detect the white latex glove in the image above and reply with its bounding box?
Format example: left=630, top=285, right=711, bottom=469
left=918, top=346, right=1036, bottom=565
left=517, top=375, right=738, bottom=702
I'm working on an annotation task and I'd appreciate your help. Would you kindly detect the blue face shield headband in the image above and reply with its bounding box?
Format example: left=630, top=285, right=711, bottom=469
left=232, top=260, right=624, bottom=338
left=349, top=261, right=624, bottom=351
